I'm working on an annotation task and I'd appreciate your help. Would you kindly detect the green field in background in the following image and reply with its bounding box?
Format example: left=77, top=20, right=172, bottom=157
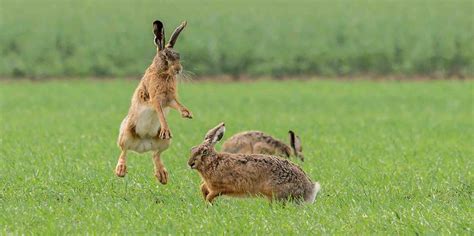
left=0, top=80, right=472, bottom=234
left=1, top=0, right=473, bottom=78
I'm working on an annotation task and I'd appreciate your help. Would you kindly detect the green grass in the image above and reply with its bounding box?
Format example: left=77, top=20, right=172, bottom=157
left=1, top=0, right=473, bottom=78
left=0, top=79, right=473, bottom=234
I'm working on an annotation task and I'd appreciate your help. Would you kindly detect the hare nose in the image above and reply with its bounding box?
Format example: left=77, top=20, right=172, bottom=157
left=174, top=66, right=182, bottom=74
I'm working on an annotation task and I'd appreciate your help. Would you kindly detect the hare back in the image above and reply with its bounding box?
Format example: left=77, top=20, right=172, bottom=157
left=221, top=131, right=265, bottom=153
left=221, top=138, right=253, bottom=154
left=205, top=154, right=312, bottom=196
left=222, top=131, right=289, bottom=156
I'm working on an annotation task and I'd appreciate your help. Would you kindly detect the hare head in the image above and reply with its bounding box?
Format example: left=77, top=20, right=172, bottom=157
left=289, top=130, right=304, bottom=161
left=152, top=20, right=187, bottom=75
left=188, top=122, right=225, bottom=170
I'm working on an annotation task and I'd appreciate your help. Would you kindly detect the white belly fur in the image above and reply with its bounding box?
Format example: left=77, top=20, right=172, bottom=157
left=135, top=104, right=169, bottom=138
left=123, top=137, right=169, bottom=154
left=118, top=105, right=170, bottom=154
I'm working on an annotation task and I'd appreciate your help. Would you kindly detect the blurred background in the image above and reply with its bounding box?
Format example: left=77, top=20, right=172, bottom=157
left=1, top=1, right=473, bottom=234
left=1, top=0, right=473, bottom=79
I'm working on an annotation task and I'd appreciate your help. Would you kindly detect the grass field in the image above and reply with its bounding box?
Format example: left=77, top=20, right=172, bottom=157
left=0, top=79, right=472, bottom=234
left=1, top=0, right=473, bottom=78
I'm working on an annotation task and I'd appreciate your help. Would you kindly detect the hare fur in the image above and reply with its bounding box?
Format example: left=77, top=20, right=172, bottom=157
left=222, top=130, right=304, bottom=161
left=188, top=123, right=320, bottom=203
left=115, top=20, right=192, bottom=184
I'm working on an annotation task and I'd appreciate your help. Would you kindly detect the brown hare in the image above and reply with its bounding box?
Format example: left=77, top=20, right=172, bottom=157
left=115, top=20, right=192, bottom=184
left=221, top=130, right=304, bottom=161
left=188, top=122, right=320, bottom=203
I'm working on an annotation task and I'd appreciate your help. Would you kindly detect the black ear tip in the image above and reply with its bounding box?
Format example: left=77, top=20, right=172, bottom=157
left=153, top=20, right=163, bottom=27
left=288, top=130, right=295, bottom=135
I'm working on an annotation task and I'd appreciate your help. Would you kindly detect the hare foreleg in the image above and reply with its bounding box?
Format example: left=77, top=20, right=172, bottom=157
left=152, top=100, right=172, bottom=139
left=205, top=191, right=220, bottom=203
left=200, top=182, right=210, bottom=199
left=170, top=99, right=193, bottom=119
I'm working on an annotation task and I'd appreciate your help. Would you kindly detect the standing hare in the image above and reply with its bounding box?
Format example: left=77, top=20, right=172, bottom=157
left=222, top=130, right=304, bottom=161
left=188, top=123, right=320, bottom=203
left=115, top=20, right=192, bottom=184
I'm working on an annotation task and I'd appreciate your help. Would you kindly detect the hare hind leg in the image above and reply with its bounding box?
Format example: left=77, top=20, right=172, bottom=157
left=115, top=116, right=133, bottom=177
left=115, top=132, right=133, bottom=177
left=115, top=149, right=127, bottom=177
left=152, top=151, right=169, bottom=185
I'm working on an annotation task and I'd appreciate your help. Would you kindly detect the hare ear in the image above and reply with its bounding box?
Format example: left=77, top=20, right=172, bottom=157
left=153, top=20, right=165, bottom=50
left=166, top=21, right=187, bottom=48
left=295, top=135, right=302, bottom=152
left=204, top=122, right=225, bottom=146
left=289, top=130, right=297, bottom=156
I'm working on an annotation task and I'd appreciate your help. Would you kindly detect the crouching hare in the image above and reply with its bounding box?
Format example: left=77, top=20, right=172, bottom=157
left=188, top=123, right=320, bottom=203
left=115, top=20, right=192, bottom=184
left=222, top=130, right=305, bottom=161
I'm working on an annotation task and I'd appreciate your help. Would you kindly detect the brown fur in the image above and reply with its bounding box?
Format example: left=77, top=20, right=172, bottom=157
left=115, top=20, right=192, bottom=184
left=222, top=131, right=304, bottom=161
left=188, top=123, right=320, bottom=203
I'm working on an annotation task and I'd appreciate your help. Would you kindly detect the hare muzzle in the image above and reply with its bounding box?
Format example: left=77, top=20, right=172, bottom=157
left=188, top=157, right=197, bottom=169
left=189, top=162, right=196, bottom=169
left=170, top=63, right=182, bottom=75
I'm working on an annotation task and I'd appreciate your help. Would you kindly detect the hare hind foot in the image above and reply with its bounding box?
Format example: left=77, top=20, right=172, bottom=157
left=154, top=166, right=169, bottom=185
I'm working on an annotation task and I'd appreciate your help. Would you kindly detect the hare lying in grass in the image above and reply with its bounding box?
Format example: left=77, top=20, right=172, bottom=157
left=222, top=130, right=304, bottom=161
left=188, top=123, right=320, bottom=203
left=115, top=20, right=192, bottom=184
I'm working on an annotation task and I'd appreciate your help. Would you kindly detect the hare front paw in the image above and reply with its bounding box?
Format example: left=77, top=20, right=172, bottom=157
left=155, top=167, right=169, bottom=185
left=181, top=108, right=193, bottom=119
left=159, top=127, right=172, bottom=139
